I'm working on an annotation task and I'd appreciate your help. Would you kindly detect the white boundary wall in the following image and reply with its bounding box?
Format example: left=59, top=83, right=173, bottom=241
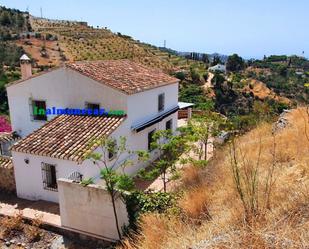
left=58, top=178, right=129, bottom=241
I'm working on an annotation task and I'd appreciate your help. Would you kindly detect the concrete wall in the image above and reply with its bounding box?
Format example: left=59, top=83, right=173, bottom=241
left=7, top=68, right=128, bottom=137
left=58, top=179, right=129, bottom=241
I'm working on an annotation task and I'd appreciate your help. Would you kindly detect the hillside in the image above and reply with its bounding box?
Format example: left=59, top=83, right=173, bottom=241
left=247, top=56, right=309, bottom=102
left=0, top=6, right=308, bottom=123
left=27, top=16, right=206, bottom=71
left=0, top=6, right=31, bottom=39
left=0, top=6, right=207, bottom=71
left=121, top=107, right=309, bottom=249
left=0, top=6, right=208, bottom=115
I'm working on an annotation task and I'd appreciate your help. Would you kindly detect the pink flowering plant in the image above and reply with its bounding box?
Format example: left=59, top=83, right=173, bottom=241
left=0, top=116, right=12, bottom=132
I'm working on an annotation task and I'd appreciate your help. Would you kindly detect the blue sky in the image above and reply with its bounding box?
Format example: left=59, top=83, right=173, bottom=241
left=1, top=0, right=308, bottom=58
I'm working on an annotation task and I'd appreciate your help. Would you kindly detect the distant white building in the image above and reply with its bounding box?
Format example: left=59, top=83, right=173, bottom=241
left=209, top=64, right=226, bottom=73
left=7, top=56, right=180, bottom=203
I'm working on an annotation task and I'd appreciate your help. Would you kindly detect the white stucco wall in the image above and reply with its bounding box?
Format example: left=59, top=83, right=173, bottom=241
left=58, top=179, right=129, bottom=241
left=127, top=83, right=179, bottom=126
left=12, top=150, right=101, bottom=203
left=7, top=70, right=178, bottom=138
left=7, top=68, right=128, bottom=137
left=8, top=67, right=180, bottom=203
left=12, top=111, right=178, bottom=203
left=111, top=111, right=178, bottom=175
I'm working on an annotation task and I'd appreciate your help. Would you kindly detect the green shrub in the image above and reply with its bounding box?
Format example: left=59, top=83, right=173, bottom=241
left=175, top=71, right=186, bottom=81
left=125, top=191, right=180, bottom=229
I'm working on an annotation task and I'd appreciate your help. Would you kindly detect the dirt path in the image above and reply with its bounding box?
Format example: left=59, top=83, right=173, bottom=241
left=0, top=192, right=60, bottom=227
left=204, top=72, right=214, bottom=89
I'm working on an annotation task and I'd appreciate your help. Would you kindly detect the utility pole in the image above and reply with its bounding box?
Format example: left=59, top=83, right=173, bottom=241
left=164, top=40, right=166, bottom=48
left=40, top=7, right=43, bottom=18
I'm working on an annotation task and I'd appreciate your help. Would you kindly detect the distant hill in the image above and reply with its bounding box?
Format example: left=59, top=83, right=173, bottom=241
left=177, top=51, right=228, bottom=63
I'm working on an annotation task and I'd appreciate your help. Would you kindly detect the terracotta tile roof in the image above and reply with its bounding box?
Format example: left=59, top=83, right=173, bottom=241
left=0, top=132, right=21, bottom=143
left=66, top=60, right=179, bottom=94
left=11, top=115, right=125, bottom=164
left=0, top=156, right=13, bottom=169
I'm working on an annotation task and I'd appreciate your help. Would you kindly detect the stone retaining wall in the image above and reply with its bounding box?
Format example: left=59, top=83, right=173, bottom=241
left=0, top=156, right=16, bottom=193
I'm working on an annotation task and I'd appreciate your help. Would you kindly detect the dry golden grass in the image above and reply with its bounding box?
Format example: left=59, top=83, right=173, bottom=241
left=121, top=108, right=309, bottom=249
left=180, top=164, right=204, bottom=189
left=24, top=215, right=43, bottom=242
left=179, top=187, right=211, bottom=221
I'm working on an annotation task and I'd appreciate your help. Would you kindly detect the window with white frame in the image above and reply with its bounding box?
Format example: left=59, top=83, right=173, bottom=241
left=31, top=100, right=47, bottom=121
left=158, top=93, right=165, bottom=112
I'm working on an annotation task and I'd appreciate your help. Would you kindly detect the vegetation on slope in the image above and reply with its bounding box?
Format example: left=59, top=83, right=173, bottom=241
left=0, top=6, right=31, bottom=40
left=121, top=108, right=309, bottom=249
left=30, top=16, right=206, bottom=72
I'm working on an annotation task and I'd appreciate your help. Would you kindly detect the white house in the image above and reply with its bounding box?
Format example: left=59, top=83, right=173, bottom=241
left=209, top=64, right=226, bottom=73
left=7, top=55, right=180, bottom=203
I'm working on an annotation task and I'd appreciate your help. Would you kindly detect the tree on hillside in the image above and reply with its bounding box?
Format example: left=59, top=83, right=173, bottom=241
left=202, top=54, right=209, bottom=64
left=0, top=11, right=11, bottom=26
left=226, top=54, right=245, bottom=72
left=175, top=71, right=186, bottom=81
left=211, top=55, right=222, bottom=66
left=212, top=72, right=225, bottom=86
left=0, top=62, right=3, bottom=76
left=139, top=130, right=189, bottom=192
left=186, top=111, right=227, bottom=161
left=179, top=83, right=214, bottom=109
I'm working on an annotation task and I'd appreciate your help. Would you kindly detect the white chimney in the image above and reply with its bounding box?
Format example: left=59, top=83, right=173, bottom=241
left=20, top=54, right=32, bottom=80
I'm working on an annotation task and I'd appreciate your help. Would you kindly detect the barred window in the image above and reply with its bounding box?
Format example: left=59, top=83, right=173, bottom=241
left=41, top=163, right=58, bottom=191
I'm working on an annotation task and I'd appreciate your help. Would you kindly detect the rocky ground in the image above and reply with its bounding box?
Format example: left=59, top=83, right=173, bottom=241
left=0, top=215, right=113, bottom=249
